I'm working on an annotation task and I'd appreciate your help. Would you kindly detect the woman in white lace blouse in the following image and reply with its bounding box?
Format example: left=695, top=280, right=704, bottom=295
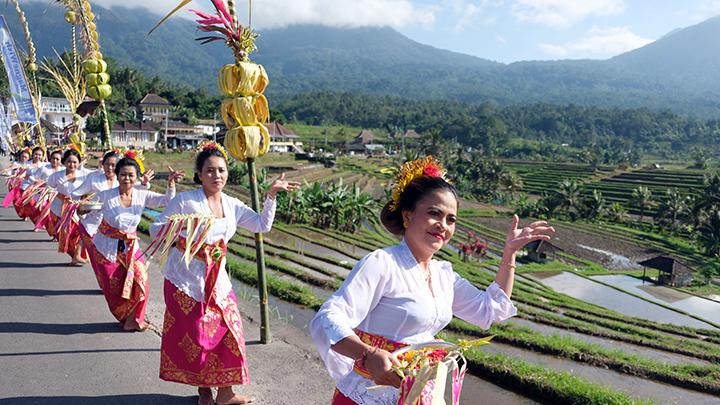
left=310, top=157, right=556, bottom=405
left=80, top=155, right=182, bottom=332
left=150, top=142, right=299, bottom=405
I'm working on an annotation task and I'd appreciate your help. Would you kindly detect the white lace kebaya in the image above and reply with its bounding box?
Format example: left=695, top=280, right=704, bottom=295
left=310, top=239, right=517, bottom=405
left=91, top=186, right=175, bottom=263
left=150, top=188, right=276, bottom=303
left=46, top=168, right=93, bottom=216
left=71, top=170, right=151, bottom=237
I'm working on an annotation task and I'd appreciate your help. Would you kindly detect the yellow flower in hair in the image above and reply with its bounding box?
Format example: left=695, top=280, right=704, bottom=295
left=389, top=156, right=447, bottom=212
left=123, top=149, right=145, bottom=174
left=195, top=140, right=229, bottom=162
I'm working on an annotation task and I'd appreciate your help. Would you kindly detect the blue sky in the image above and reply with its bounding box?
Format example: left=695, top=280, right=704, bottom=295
left=72, top=0, right=720, bottom=63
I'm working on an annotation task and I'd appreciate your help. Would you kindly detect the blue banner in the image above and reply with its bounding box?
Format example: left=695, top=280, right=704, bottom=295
left=0, top=15, right=36, bottom=124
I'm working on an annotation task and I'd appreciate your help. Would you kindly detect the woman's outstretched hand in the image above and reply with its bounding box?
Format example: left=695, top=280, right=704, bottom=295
left=141, top=169, right=155, bottom=186
left=504, top=214, right=556, bottom=254
left=166, top=166, right=185, bottom=186
left=267, top=173, right=301, bottom=199
left=365, top=348, right=403, bottom=388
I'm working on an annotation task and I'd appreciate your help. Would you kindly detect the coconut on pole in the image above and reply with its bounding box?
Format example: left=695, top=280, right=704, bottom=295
left=151, top=0, right=273, bottom=343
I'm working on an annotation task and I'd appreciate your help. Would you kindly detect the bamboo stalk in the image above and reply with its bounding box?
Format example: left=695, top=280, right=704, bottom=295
left=247, top=157, right=271, bottom=343
left=9, top=0, right=43, bottom=146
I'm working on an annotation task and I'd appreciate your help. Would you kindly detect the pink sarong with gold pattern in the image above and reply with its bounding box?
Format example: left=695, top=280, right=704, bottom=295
left=160, top=238, right=249, bottom=387
left=87, top=220, right=149, bottom=325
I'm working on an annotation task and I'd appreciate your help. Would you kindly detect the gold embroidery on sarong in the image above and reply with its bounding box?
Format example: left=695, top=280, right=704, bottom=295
left=173, top=288, right=197, bottom=315
left=163, top=310, right=175, bottom=335
left=161, top=350, right=178, bottom=369
left=179, top=334, right=201, bottom=363
left=223, top=333, right=242, bottom=357
left=201, top=353, right=224, bottom=374
left=201, top=307, right=222, bottom=339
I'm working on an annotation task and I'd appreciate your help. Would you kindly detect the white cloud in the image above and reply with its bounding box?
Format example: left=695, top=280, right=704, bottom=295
left=684, top=0, right=720, bottom=23
left=71, top=0, right=436, bottom=28
left=496, top=34, right=506, bottom=44
left=512, top=0, right=626, bottom=27
left=539, top=26, right=652, bottom=59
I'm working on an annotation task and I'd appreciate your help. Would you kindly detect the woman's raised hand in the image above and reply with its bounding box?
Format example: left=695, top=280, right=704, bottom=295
left=267, top=173, right=301, bottom=199
left=141, top=169, right=155, bottom=186
left=504, top=214, right=556, bottom=254
left=166, top=166, right=185, bottom=186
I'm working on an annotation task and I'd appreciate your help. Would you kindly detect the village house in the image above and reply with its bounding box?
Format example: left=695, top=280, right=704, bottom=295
left=267, top=122, right=303, bottom=153
left=348, top=129, right=385, bottom=156
left=110, top=121, right=160, bottom=150
left=137, top=93, right=171, bottom=124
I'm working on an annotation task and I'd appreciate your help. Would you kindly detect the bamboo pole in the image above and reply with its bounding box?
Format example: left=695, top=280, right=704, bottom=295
left=247, top=157, right=271, bottom=343
left=75, top=0, right=112, bottom=149
left=229, top=0, right=271, bottom=344
left=10, top=0, right=43, bottom=146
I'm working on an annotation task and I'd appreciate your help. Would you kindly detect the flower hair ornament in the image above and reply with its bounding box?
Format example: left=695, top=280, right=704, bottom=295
left=19, top=146, right=32, bottom=156
left=65, top=143, right=84, bottom=157
left=195, top=140, right=229, bottom=162
left=389, top=156, right=448, bottom=212
left=123, top=149, right=145, bottom=174
left=105, top=147, right=122, bottom=156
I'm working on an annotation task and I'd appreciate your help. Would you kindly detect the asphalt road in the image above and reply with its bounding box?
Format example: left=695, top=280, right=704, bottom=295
left=0, top=167, right=334, bottom=404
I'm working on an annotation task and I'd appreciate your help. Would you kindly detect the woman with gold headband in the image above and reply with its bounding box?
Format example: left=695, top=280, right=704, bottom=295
left=72, top=149, right=155, bottom=248
left=46, top=145, right=94, bottom=264
left=13, top=146, right=47, bottom=220
left=150, top=141, right=300, bottom=405
left=1, top=147, right=32, bottom=211
left=310, top=156, right=556, bottom=405
left=78, top=152, right=183, bottom=331
left=31, top=149, right=64, bottom=232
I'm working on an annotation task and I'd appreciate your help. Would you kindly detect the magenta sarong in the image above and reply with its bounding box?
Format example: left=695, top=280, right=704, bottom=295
left=87, top=220, right=149, bottom=325
left=160, top=238, right=249, bottom=387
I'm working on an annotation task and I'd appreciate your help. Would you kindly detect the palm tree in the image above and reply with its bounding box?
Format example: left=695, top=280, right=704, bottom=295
left=580, top=189, right=606, bottom=221
left=607, top=202, right=628, bottom=223
left=696, top=208, right=720, bottom=257
left=556, top=180, right=582, bottom=219
left=691, top=172, right=720, bottom=226
left=631, top=186, right=654, bottom=223
left=656, top=188, right=689, bottom=234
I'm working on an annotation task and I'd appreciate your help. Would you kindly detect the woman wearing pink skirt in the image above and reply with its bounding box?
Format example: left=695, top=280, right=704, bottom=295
left=80, top=155, right=181, bottom=331
left=150, top=142, right=299, bottom=405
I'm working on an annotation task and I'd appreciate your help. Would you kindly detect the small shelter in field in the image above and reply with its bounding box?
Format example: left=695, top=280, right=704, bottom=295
left=638, top=255, right=694, bottom=287
left=524, top=240, right=563, bottom=263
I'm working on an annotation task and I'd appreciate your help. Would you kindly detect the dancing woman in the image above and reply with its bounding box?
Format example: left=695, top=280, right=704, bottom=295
left=80, top=156, right=182, bottom=331
left=15, top=146, right=47, bottom=220
left=46, top=147, right=93, bottom=264
left=72, top=149, right=154, bottom=246
left=310, top=157, right=556, bottom=405
left=150, top=142, right=299, bottom=405
left=1, top=147, right=31, bottom=210
left=32, top=150, right=64, bottom=232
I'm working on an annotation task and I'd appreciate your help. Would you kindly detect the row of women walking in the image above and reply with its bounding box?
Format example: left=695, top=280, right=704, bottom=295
left=3, top=142, right=300, bottom=404
left=4, top=144, right=555, bottom=405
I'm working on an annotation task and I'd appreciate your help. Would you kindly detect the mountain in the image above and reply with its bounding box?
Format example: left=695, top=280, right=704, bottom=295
left=6, top=1, right=720, bottom=117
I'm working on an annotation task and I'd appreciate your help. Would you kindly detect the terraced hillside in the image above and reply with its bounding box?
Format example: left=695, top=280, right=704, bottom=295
left=503, top=160, right=616, bottom=195
left=582, top=169, right=706, bottom=216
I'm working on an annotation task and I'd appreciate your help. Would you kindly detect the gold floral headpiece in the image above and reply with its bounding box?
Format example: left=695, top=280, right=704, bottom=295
left=195, top=140, right=229, bottom=162
left=389, top=156, right=447, bottom=212
left=123, top=149, right=145, bottom=174
left=19, top=146, right=32, bottom=156
left=65, top=143, right=84, bottom=157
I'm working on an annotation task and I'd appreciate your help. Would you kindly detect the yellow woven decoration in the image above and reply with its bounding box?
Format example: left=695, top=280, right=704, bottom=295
left=389, top=156, right=447, bottom=212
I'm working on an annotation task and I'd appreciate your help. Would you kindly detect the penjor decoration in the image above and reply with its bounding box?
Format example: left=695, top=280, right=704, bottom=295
left=150, top=0, right=273, bottom=343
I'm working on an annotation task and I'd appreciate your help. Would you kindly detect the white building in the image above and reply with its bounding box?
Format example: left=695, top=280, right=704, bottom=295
left=111, top=121, right=160, bottom=150
left=40, top=97, right=80, bottom=130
